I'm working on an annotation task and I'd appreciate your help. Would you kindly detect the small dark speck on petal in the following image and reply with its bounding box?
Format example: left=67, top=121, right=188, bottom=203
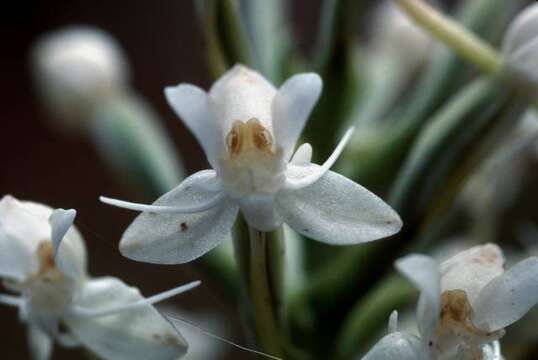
left=180, top=222, right=188, bottom=232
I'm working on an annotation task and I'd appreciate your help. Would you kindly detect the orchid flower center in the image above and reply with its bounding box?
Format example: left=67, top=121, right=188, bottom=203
left=25, top=241, right=75, bottom=316
left=219, top=118, right=285, bottom=198
left=435, top=290, right=503, bottom=357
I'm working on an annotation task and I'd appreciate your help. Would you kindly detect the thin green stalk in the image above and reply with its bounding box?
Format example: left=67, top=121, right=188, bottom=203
left=335, top=275, right=416, bottom=359
left=396, top=0, right=502, bottom=75
left=248, top=227, right=285, bottom=358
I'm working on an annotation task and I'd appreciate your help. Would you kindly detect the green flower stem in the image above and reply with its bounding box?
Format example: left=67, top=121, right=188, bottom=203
left=247, top=226, right=285, bottom=358
left=396, top=0, right=502, bottom=75
left=197, top=0, right=254, bottom=79
left=335, top=275, right=416, bottom=359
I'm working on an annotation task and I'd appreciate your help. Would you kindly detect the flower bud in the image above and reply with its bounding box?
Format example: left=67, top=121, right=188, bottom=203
left=31, top=26, right=129, bottom=132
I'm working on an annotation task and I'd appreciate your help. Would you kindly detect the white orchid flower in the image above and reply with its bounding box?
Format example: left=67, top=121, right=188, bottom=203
left=100, top=64, right=402, bottom=264
left=502, top=3, right=538, bottom=88
left=363, top=244, right=538, bottom=360
left=0, top=195, right=200, bottom=360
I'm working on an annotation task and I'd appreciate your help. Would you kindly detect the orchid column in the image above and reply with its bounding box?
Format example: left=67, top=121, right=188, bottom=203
left=101, top=65, right=402, bottom=357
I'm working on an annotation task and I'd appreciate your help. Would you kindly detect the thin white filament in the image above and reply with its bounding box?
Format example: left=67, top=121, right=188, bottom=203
left=0, top=293, right=23, bottom=307
left=283, top=127, right=354, bottom=190
left=165, top=313, right=283, bottom=360
left=71, top=280, right=201, bottom=318
left=100, top=192, right=225, bottom=214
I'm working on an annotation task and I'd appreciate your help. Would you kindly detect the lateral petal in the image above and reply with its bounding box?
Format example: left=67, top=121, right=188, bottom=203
left=395, top=254, right=440, bottom=341
left=276, top=170, right=401, bottom=244
left=271, top=73, right=322, bottom=160
left=165, top=84, right=223, bottom=169
left=473, top=256, right=538, bottom=331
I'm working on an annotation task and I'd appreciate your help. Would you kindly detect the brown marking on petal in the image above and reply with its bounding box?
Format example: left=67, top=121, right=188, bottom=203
left=180, top=222, right=188, bottom=232
left=436, top=290, right=503, bottom=354
left=35, top=241, right=64, bottom=281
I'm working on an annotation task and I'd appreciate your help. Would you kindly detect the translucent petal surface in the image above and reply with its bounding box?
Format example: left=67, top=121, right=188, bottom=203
left=165, top=84, right=222, bottom=169
left=49, top=209, right=87, bottom=280
left=362, top=332, right=429, bottom=360
left=209, top=65, right=276, bottom=132
left=395, top=254, right=440, bottom=340
left=119, top=170, right=239, bottom=264
left=440, top=244, right=504, bottom=306
left=473, top=257, right=538, bottom=331
left=0, top=196, right=51, bottom=280
left=271, top=73, right=322, bottom=160
left=65, top=277, right=188, bottom=360
left=275, top=170, right=402, bottom=244
left=502, top=3, right=538, bottom=55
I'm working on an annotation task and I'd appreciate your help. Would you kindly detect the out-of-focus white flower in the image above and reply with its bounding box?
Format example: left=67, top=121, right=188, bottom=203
left=363, top=244, right=538, bottom=360
left=502, top=4, right=538, bottom=89
left=371, top=1, right=433, bottom=71
left=0, top=195, right=199, bottom=360
left=31, top=26, right=129, bottom=131
left=100, top=64, right=402, bottom=264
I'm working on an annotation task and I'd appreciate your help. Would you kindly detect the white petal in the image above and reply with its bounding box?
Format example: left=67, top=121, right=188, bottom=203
left=71, top=280, right=200, bottom=318
left=271, top=73, right=322, bottom=160
left=118, top=170, right=239, bottom=264
left=388, top=310, right=399, bottom=334
left=472, top=256, right=538, bottom=331
left=0, top=196, right=51, bottom=280
left=239, top=195, right=282, bottom=231
left=283, top=127, right=354, bottom=190
left=275, top=170, right=402, bottom=244
left=165, top=84, right=223, bottom=169
left=440, top=244, right=504, bottom=306
left=27, top=324, right=53, bottom=360
left=362, top=332, right=429, bottom=360
left=502, top=3, right=538, bottom=55
left=209, top=64, right=276, bottom=132
left=395, top=255, right=440, bottom=340
left=65, top=277, right=188, bottom=360
left=290, top=143, right=313, bottom=166
left=49, top=209, right=86, bottom=280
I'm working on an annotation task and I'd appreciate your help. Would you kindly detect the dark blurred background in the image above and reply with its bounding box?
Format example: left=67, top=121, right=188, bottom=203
left=0, top=1, right=323, bottom=358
